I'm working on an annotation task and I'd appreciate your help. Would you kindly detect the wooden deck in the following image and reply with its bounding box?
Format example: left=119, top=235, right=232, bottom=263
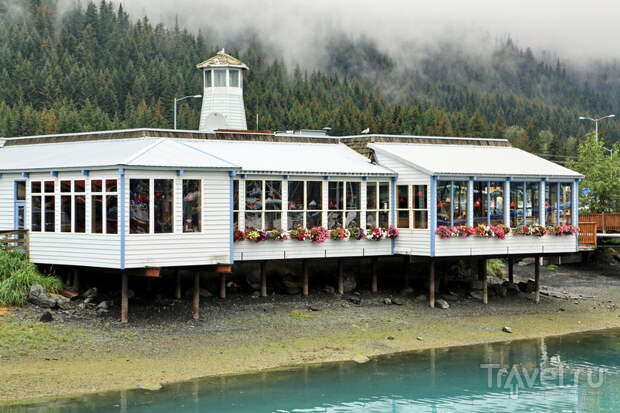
left=579, top=213, right=620, bottom=233
left=0, top=230, right=29, bottom=254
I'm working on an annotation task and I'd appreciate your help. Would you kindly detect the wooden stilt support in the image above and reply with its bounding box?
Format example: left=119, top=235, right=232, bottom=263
left=193, top=272, right=200, bottom=320
left=371, top=257, right=378, bottom=294
left=337, top=260, right=344, bottom=295
left=508, top=257, right=514, bottom=284
left=121, top=271, right=128, bottom=324
left=480, top=259, right=488, bottom=304
left=175, top=270, right=181, bottom=299
left=302, top=260, right=309, bottom=297
left=534, top=256, right=540, bottom=304
left=73, top=269, right=80, bottom=292
left=220, top=273, right=226, bottom=299
left=402, top=256, right=409, bottom=289
left=429, top=260, right=435, bottom=308
left=260, top=262, right=267, bottom=297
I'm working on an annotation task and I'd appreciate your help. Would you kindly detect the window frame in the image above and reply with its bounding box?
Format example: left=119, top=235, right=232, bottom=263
left=328, top=180, right=361, bottom=229
left=286, top=180, right=323, bottom=230
left=243, top=179, right=283, bottom=231
left=366, top=181, right=390, bottom=229
left=182, top=179, right=202, bottom=233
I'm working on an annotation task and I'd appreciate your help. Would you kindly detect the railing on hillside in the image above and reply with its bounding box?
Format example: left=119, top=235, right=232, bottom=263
left=578, top=222, right=597, bottom=249
left=579, top=213, right=620, bottom=233
left=0, top=230, right=29, bottom=254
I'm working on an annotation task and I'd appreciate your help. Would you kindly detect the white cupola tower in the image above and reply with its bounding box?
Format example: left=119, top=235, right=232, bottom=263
left=196, top=49, right=249, bottom=132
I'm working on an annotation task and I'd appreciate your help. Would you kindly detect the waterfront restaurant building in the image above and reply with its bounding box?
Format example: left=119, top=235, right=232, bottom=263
left=0, top=51, right=583, bottom=321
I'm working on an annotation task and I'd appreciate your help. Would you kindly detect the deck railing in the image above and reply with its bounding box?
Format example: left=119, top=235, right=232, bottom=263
left=578, top=222, right=597, bottom=249
left=0, top=230, right=29, bottom=254
left=579, top=213, right=620, bottom=233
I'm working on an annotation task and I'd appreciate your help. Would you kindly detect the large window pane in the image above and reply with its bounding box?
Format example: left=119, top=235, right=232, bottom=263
left=214, top=70, right=226, bottom=87
left=328, top=182, right=343, bottom=210
left=31, top=196, right=42, bottom=231
left=265, top=181, right=282, bottom=211
left=453, top=182, right=468, bottom=226
left=510, top=183, right=525, bottom=227
left=106, top=195, right=118, bottom=234
left=545, top=183, right=558, bottom=226
left=307, top=182, right=322, bottom=210
left=436, top=182, right=451, bottom=226
left=288, top=181, right=304, bottom=210
left=154, top=179, right=173, bottom=233
left=74, top=195, right=86, bottom=233
left=560, top=183, right=572, bottom=225
left=526, top=182, right=540, bottom=224
left=61, top=195, right=71, bottom=232
left=183, top=180, right=201, bottom=232
left=367, top=183, right=377, bottom=210
left=245, top=180, right=262, bottom=210
left=473, top=182, right=488, bottom=226
left=130, top=179, right=149, bottom=234
left=44, top=196, right=55, bottom=232
left=92, top=195, right=103, bottom=234
left=489, top=182, right=504, bottom=224
left=379, top=183, right=389, bottom=210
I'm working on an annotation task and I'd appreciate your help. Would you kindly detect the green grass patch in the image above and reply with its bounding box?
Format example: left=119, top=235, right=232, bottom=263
left=487, top=259, right=507, bottom=278
left=288, top=310, right=314, bottom=320
left=0, top=249, right=62, bottom=306
left=0, top=318, right=92, bottom=356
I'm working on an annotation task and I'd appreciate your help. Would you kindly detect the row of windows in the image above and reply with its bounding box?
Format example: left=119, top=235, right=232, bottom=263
left=204, top=69, right=242, bottom=88
left=233, top=180, right=427, bottom=231
left=30, top=179, right=202, bottom=235
left=436, top=180, right=573, bottom=227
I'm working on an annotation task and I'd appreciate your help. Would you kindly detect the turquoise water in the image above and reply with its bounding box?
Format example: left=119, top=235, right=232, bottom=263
left=13, top=329, right=620, bottom=412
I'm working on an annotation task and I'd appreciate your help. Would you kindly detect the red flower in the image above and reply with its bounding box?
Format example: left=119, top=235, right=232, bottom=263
left=510, top=201, right=516, bottom=207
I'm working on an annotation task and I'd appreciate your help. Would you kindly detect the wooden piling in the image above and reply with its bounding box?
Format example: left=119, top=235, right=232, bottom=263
left=220, top=273, right=226, bottom=299
left=259, top=261, right=267, bottom=297
left=534, top=256, right=540, bottom=304
left=508, top=257, right=514, bottom=284
left=480, top=259, right=488, bottom=304
left=371, top=257, right=378, bottom=294
left=193, top=272, right=200, bottom=320
left=302, top=260, right=309, bottom=297
left=402, top=256, right=409, bottom=289
left=73, top=269, right=80, bottom=292
left=175, top=270, right=181, bottom=299
left=121, top=271, right=128, bottom=324
left=337, top=260, right=344, bottom=295
left=429, top=260, right=435, bottom=308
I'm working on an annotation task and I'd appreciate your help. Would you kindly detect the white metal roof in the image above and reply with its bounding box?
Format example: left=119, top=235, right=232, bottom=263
left=369, top=143, right=583, bottom=179
left=178, top=139, right=395, bottom=176
left=0, top=138, right=239, bottom=172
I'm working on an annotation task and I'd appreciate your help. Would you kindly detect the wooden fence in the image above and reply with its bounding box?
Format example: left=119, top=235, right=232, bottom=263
left=578, top=222, right=597, bottom=249
left=579, top=213, right=620, bottom=233
left=0, top=230, right=29, bottom=254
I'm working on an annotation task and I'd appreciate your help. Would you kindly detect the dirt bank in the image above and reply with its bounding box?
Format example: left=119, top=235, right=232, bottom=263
left=1, top=261, right=620, bottom=406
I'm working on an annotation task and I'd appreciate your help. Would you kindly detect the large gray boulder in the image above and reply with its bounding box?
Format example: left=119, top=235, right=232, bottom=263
left=28, top=284, right=57, bottom=308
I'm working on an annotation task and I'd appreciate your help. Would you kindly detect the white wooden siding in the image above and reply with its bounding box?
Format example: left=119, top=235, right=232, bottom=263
left=234, top=238, right=392, bottom=261
left=395, top=231, right=430, bottom=255
left=28, top=171, right=121, bottom=268
left=434, top=234, right=578, bottom=257
left=124, top=170, right=231, bottom=268
left=0, top=174, right=18, bottom=230
left=373, top=152, right=429, bottom=185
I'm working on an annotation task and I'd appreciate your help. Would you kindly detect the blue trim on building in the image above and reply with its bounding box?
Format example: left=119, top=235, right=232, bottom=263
left=13, top=179, right=26, bottom=230
left=430, top=176, right=437, bottom=257
left=229, top=171, right=237, bottom=264
left=390, top=177, right=396, bottom=255
left=573, top=179, right=579, bottom=251
left=119, top=168, right=126, bottom=269
left=176, top=169, right=185, bottom=177
left=81, top=170, right=89, bottom=177
left=50, top=171, right=58, bottom=177
left=20, top=172, right=29, bottom=178
left=503, top=179, right=510, bottom=226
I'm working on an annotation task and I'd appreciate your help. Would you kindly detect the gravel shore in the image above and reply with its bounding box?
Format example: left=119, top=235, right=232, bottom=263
left=1, top=259, right=620, bottom=405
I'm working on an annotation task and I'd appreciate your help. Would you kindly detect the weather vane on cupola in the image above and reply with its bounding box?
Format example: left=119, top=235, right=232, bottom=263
left=195, top=49, right=249, bottom=132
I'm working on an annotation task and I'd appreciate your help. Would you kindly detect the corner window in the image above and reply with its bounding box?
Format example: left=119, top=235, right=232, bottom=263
left=229, top=70, right=240, bottom=87
left=183, top=180, right=202, bottom=232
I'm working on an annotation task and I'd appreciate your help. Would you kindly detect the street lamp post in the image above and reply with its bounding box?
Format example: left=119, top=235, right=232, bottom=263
left=174, top=95, right=202, bottom=129
left=578, top=114, right=615, bottom=141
